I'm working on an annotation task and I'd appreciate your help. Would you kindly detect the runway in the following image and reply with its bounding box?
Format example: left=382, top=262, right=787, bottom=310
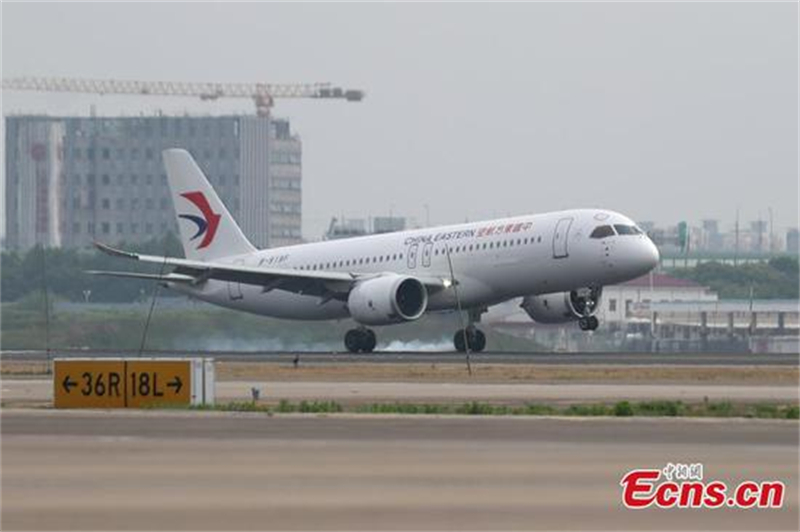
left=3, top=379, right=798, bottom=406
left=2, top=409, right=797, bottom=530
left=2, top=349, right=798, bottom=365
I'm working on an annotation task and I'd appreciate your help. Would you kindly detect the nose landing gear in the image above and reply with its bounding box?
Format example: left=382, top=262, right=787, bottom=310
left=344, top=327, right=377, bottom=353
left=572, top=286, right=601, bottom=332
left=578, top=315, right=599, bottom=331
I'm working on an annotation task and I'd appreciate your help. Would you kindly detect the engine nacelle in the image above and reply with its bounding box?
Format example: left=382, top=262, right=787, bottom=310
left=348, top=275, right=428, bottom=326
left=521, top=287, right=602, bottom=324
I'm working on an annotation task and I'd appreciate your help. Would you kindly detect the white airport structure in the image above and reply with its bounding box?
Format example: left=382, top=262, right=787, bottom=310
left=598, top=273, right=718, bottom=325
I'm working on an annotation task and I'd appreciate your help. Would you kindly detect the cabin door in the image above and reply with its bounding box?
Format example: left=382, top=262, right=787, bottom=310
left=552, top=217, right=573, bottom=259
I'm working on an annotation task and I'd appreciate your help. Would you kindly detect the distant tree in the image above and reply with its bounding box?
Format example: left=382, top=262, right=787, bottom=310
left=0, top=251, right=26, bottom=301
left=672, top=258, right=799, bottom=299
left=768, top=255, right=799, bottom=277
left=0, top=233, right=184, bottom=303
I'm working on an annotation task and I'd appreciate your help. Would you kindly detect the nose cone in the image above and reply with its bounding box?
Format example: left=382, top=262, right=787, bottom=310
left=640, top=237, right=660, bottom=273
left=618, top=237, right=660, bottom=278
left=645, top=237, right=661, bottom=271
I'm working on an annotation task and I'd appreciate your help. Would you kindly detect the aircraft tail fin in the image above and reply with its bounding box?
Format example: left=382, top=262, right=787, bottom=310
left=163, top=149, right=256, bottom=261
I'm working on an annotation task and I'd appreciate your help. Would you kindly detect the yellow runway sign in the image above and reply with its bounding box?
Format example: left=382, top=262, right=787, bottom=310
left=54, top=360, right=126, bottom=408
left=54, top=359, right=197, bottom=409
left=126, top=360, right=191, bottom=408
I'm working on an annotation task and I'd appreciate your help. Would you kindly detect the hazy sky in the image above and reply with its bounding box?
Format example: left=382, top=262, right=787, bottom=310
left=3, top=2, right=798, bottom=239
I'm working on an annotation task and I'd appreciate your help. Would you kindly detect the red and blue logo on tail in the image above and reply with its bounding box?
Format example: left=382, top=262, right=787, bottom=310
left=179, top=191, right=221, bottom=249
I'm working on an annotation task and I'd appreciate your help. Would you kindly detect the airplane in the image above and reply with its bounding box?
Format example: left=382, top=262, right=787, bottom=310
left=91, top=149, right=660, bottom=353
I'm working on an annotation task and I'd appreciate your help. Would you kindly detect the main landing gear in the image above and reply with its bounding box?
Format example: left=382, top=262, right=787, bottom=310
left=453, top=308, right=488, bottom=352
left=453, top=326, right=486, bottom=353
left=344, top=327, right=376, bottom=353
left=578, top=315, right=599, bottom=331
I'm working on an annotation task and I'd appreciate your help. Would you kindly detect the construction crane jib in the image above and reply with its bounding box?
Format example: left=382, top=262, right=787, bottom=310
left=2, top=76, right=365, bottom=116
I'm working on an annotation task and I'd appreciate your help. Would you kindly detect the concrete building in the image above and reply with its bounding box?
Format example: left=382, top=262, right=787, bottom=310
left=787, top=228, right=799, bottom=255
left=372, top=216, right=407, bottom=234
left=324, top=216, right=409, bottom=240
left=325, top=218, right=369, bottom=240
left=700, top=219, right=724, bottom=252
left=4, top=114, right=302, bottom=251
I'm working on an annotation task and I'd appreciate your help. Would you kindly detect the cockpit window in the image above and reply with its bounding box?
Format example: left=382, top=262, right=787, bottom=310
left=590, top=225, right=615, bottom=238
left=614, top=224, right=642, bottom=235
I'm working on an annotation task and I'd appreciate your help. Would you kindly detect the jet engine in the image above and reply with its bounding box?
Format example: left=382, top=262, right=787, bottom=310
left=520, top=287, right=602, bottom=324
left=348, top=275, right=428, bottom=326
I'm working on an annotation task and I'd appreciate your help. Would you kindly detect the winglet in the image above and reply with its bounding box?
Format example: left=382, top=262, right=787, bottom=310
left=93, top=241, right=140, bottom=260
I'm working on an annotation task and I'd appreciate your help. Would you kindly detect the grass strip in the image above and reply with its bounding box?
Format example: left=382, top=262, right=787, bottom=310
left=185, top=399, right=799, bottom=419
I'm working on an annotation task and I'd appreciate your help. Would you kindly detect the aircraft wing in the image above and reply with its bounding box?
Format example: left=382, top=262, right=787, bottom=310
left=90, top=242, right=448, bottom=299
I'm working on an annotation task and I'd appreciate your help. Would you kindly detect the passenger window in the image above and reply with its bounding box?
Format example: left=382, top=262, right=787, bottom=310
left=590, top=225, right=615, bottom=238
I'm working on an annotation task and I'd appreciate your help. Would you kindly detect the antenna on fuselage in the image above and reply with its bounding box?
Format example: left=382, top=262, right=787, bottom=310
left=444, top=244, right=472, bottom=376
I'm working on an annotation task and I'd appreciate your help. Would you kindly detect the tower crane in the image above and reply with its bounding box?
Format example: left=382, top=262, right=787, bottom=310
left=2, top=76, right=365, bottom=116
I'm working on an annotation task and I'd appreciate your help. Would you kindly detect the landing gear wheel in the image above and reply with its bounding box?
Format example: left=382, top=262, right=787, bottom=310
left=344, top=328, right=377, bottom=353
left=454, top=330, right=466, bottom=352
left=578, top=316, right=599, bottom=331
left=363, top=329, right=377, bottom=352
left=344, top=329, right=362, bottom=353
left=472, top=329, right=486, bottom=352
left=453, top=327, right=487, bottom=353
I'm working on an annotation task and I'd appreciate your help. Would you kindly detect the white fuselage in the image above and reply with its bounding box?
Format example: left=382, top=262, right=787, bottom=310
left=172, top=208, right=659, bottom=321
